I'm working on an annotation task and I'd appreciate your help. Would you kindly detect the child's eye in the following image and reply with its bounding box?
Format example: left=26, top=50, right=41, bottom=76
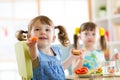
left=34, top=28, right=40, bottom=31
left=92, top=33, right=96, bottom=36
left=46, top=29, right=50, bottom=32
left=85, top=33, right=88, bottom=36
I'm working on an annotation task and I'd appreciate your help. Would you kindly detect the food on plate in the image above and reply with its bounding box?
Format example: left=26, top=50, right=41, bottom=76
left=96, top=67, right=102, bottom=74
left=109, top=69, right=114, bottom=73
left=75, top=67, right=103, bottom=75
left=75, top=67, right=88, bottom=74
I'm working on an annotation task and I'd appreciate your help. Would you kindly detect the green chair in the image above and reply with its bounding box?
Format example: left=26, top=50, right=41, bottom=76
left=15, top=41, right=33, bottom=80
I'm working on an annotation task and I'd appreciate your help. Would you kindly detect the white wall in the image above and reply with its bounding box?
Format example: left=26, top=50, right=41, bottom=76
left=0, top=0, right=89, bottom=79
left=40, top=0, right=89, bottom=44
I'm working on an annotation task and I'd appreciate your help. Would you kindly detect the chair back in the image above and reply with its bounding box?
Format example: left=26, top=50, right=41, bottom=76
left=15, top=41, right=33, bottom=80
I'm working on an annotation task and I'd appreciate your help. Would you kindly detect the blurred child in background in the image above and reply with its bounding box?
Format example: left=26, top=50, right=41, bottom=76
left=72, top=22, right=107, bottom=72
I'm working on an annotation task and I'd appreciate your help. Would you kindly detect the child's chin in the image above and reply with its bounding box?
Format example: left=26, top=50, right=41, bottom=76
left=38, top=42, right=48, bottom=46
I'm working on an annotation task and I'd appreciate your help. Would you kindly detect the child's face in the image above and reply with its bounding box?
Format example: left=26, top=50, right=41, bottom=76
left=80, top=30, right=97, bottom=47
left=30, top=20, right=56, bottom=47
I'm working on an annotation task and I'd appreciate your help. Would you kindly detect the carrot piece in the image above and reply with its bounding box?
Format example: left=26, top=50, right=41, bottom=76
left=30, top=36, right=38, bottom=42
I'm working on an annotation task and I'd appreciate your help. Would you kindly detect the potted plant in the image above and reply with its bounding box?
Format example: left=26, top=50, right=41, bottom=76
left=99, top=5, right=106, bottom=17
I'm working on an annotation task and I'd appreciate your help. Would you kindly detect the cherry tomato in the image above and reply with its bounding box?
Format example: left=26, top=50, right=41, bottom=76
left=75, top=67, right=88, bottom=74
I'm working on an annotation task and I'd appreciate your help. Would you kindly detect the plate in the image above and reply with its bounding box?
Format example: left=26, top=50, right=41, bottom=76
left=115, top=72, right=120, bottom=76
left=77, top=74, right=102, bottom=78
left=103, top=72, right=120, bottom=77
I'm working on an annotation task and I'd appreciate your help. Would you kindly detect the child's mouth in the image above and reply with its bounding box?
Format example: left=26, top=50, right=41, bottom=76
left=88, top=40, right=93, bottom=43
left=39, top=37, right=47, bottom=40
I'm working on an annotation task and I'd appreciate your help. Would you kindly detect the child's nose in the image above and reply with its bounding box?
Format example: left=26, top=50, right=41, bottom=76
left=40, top=29, right=46, bottom=34
left=88, top=34, right=94, bottom=38
left=88, top=34, right=92, bottom=38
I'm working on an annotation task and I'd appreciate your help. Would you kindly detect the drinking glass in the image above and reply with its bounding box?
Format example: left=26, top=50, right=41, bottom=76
left=102, top=61, right=116, bottom=76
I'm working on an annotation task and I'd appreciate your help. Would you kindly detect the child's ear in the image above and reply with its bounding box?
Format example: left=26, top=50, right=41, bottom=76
left=52, top=35, right=56, bottom=43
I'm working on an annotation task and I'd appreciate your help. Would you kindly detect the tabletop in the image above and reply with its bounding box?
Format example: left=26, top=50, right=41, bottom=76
left=66, top=74, right=120, bottom=80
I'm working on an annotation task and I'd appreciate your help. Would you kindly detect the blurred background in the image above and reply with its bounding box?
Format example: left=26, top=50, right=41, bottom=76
left=0, top=0, right=89, bottom=80
left=1, top=0, right=120, bottom=80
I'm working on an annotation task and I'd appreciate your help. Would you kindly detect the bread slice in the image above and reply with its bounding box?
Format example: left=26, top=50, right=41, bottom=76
left=72, top=50, right=81, bottom=55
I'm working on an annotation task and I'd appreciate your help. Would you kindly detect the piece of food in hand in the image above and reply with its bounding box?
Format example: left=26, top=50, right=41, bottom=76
left=75, top=67, right=88, bottom=74
left=30, top=36, right=38, bottom=42
left=72, top=50, right=81, bottom=55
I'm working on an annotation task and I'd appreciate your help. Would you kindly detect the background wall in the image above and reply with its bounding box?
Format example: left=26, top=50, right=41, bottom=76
left=0, top=0, right=89, bottom=80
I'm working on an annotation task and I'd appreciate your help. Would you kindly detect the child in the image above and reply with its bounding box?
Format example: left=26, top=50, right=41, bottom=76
left=72, top=22, right=107, bottom=71
left=16, top=15, right=78, bottom=80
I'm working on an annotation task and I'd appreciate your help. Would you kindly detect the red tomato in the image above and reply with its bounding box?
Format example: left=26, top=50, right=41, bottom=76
left=75, top=67, right=88, bottom=74
left=75, top=70, right=81, bottom=74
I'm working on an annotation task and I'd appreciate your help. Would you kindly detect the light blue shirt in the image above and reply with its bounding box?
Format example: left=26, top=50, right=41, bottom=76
left=32, top=46, right=65, bottom=80
left=83, top=50, right=105, bottom=70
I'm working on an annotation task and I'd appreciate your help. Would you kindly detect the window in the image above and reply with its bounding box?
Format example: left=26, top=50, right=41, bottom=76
left=40, top=0, right=89, bottom=44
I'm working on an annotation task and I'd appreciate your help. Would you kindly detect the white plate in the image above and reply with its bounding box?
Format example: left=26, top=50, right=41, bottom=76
left=77, top=74, right=102, bottom=78
left=103, top=72, right=120, bottom=77
left=114, top=72, right=120, bottom=76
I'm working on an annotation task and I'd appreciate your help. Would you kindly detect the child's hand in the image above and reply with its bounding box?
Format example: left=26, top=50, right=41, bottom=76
left=113, top=48, right=120, bottom=60
left=26, top=36, right=38, bottom=48
left=114, top=53, right=120, bottom=60
left=26, top=36, right=38, bottom=60
left=71, top=48, right=84, bottom=60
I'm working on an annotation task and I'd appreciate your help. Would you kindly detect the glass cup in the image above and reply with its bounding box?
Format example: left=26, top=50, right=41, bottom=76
left=115, top=60, right=120, bottom=75
left=102, top=61, right=116, bottom=76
